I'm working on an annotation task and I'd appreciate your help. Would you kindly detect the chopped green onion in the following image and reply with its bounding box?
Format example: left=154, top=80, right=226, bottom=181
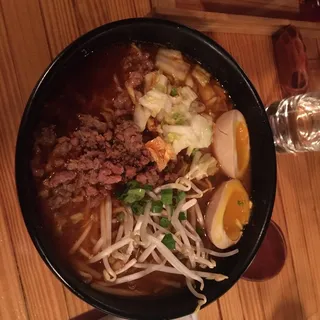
left=160, top=217, right=171, bottom=228
left=127, top=180, right=141, bottom=189
left=116, top=212, right=125, bottom=222
left=162, top=233, right=175, bottom=250
left=115, top=188, right=127, bottom=200
left=131, top=201, right=145, bottom=216
left=177, top=191, right=186, bottom=202
left=127, top=180, right=153, bottom=191
left=172, top=191, right=186, bottom=208
left=237, top=200, right=245, bottom=206
left=170, top=87, right=178, bottom=97
left=196, top=226, right=204, bottom=237
left=152, top=200, right=163, bottom=213
left=123, top=188, right=146, bottom=204
left=178, top=212, right=187, bottom=221
left=161, top=189, right=173, bottom=205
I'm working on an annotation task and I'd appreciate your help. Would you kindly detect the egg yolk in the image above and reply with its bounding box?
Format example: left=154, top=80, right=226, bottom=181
left=236, top=121, right=249, bottom=176
left=223, top=188, right=250, bottom=241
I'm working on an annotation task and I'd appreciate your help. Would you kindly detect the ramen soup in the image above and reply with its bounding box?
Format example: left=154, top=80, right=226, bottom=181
left=31, top=43, right=251, bottom=309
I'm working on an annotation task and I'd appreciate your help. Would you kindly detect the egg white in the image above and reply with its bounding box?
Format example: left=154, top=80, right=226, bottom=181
left=205, top=179, right=245, bottom=249
left=213, top=110, right=248, bottom=179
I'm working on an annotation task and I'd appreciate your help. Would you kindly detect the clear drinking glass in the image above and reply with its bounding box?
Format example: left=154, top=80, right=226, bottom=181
left=266, top=92, right=320, bottom=153
left=242, top=92, right=320, bottom=281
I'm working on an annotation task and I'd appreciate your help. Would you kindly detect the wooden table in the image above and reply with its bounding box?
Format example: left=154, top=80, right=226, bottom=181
left=0, top=1, right=320, bottom=319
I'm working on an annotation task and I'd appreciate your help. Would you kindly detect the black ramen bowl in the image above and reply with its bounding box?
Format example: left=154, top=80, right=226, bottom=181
left=15, top=18, right=276, bottom=319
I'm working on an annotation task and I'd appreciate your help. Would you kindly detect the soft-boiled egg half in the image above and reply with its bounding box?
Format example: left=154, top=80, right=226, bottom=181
left=213, top=110, right=250, bottom=179
left=205, top=179, right=251, bottom=249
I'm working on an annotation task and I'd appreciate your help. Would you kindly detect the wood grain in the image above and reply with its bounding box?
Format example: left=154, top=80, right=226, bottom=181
left=277, top=154, right=319, bottom=318
left=151, top=0, right=175, bottom=8
left=39, top=0, right=80, bottom=57
left=0, top=0, right=51, bottom=103
left=75, top=0, right=147, bottom=34
left=211, top=32, right=280, bottom=106
left=0, top=203, right=28, bottom=320
left=199, top=301, right=222, bottom=320
left=154, top=7, right=320, bottom=37
left=0, top=1, right=70, bottom=319
left=0, top=0, right=320, bottom=319
left=64, top=289, right=93, bottom=319
left=176, top=0, right=204, bottom=10
left=202, top=0, right=300, bottom=13
left=201, top=0, right=300, bottom=20
left=257, top=191, right=303, bottom=320
left=217, top=285, right=244, bottom=320
left=133, top=0, right=152, bottom=17
left=237, top=281, right=265, bottom=320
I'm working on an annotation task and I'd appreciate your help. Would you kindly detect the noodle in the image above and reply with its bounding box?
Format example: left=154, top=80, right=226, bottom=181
left=69, top=222, right=93, bottom=254
left=92, top=238, right=104, bottom=255
left=115, top=224, right=124, bottom=243
left=105, top=195, right=112, bottom=247
left=79, top=247, right=91, bottom=259
left=140, top=202, right=151, bottom=245
left=100, top=201, right=107, bottom=247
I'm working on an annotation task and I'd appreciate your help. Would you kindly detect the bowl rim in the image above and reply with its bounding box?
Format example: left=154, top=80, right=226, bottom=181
left=15, top=17, right=276, bottom=319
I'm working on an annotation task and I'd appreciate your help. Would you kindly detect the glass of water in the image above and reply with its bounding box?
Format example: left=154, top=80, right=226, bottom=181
left=266, top=92, right=320, bottom=153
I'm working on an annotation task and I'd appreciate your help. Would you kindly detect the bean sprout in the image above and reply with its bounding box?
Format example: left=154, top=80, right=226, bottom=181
left=74, top=174, right=234, bottom=310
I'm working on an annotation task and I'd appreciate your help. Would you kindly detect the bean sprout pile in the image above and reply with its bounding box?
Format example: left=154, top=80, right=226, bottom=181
left=70, top=176, right=238, bottom=310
